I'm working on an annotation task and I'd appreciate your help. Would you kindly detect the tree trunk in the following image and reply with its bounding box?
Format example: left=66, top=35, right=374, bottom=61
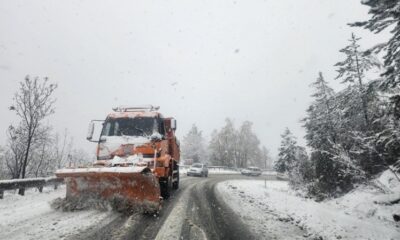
left=355, top=51, right=369, bottom=129
left=18, top=134, right=32, bottom=195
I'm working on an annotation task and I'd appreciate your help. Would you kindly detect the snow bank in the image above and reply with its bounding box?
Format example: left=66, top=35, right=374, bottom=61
left=217, top=170, right=400, bottom=240
left=0, top=177, right=46, bottom=184
left=209, top=168, right=240, bottom=174
left=0, top=176, right=62, bottom=185
left=179, top=166, right=240, bottom=175
left=0, top=186, right=118, bottom=240
left=179, top=166, right=276, bottom=176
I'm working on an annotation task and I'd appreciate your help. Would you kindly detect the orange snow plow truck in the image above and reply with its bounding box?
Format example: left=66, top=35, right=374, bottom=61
left=55, top=105, right=180, bottom=212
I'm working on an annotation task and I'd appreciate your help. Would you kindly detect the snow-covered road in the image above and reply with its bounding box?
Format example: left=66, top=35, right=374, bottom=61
left=0, top=175, right=280, bottom=240
left=4, top=174, right=394, bottom=240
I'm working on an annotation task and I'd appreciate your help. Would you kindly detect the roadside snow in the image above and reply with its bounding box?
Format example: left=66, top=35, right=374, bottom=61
left=0, top=186, right=119, bottom=240
left=217, top=171, right=400, bottom=240
left=179, top=166, right=276, bottom=176
left=209, top=169, right=240, bottom=174
left=179, top=167, right=240, bottom=175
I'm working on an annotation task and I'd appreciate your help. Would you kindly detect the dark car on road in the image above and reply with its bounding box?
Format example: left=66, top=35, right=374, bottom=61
left=187, top=163, right=208, bottom=177
left=241, top=167, right=262, bottom=176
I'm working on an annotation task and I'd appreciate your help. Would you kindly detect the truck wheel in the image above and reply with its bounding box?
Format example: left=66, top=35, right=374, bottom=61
left=160, top=178, right=171, bottom=199
left=172, top=163, right=179, bottom=189
left=173, top=170, right=179, bottom=190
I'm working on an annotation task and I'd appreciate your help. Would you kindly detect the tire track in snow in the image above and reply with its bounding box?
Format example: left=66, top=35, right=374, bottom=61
left=181, top=176, right=256, bottom=240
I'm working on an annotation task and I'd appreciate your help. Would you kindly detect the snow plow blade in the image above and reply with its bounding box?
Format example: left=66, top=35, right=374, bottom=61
left=55, top=167, right=160, bottom=213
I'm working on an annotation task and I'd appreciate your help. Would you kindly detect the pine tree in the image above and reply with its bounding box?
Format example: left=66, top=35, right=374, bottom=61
left=352, top=0, right=400, bottom=172
left=274, top=128, right=298, bottom=173
left=181, top=124, right=207, bottom=164
left=334, top=33, right=389, bottom=176
left=209, top=119, right=237, bottom=167
left=304, top=72, right=337, bottom=149
left=335, top=33, right=381, bottom=129
left=209, top=119, right=266, bottom=168
left=303, top=72, right=368, bottom=197
left=288, top=146, right=311, bottom=190
left=352, top=0, right=400, bottom=93
left=237, top=121, right=262, bottom=168
left=303, top=73, right=343, bottom=197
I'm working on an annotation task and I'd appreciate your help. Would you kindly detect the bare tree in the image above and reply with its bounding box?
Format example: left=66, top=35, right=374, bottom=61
left=261, top=146, right=272, bottom=170
left=27, top=125, right=53, bottom=177
left=0, top=146, right=8, bottom=180
left=69, top=148, right=94, bottom=167
left=8, top=76, right=57, bottom=194
left=5, top=125, right=26, bottom=179
left=53, top=129, right=73, bottom=169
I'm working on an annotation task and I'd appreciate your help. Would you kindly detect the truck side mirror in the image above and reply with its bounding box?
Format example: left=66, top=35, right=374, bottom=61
left=171, top=119, right=177, bottom=131
left=86, top=121, right=95, bottom=141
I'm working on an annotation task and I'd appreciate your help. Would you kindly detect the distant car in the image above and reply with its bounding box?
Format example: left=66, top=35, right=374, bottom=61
left=187, top=163, right=208, bottom=177
left=241, top=167, right=262, bottom=176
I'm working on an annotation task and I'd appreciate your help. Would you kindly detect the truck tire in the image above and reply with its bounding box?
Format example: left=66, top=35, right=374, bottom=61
left=173, top=172, right=179, bottom=190
left=160, top=177, right=171, bottom=199
left=172, top=162, right=179, bottom=189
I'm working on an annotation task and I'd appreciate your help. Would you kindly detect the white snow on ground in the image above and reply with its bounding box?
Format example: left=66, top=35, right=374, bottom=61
left=217, top=170, right=400, bottom=240
left=208, top=169, right=240, bottom=174
left=179, top=167, right=240, bottom=175
left=0, top=186, right=119, bottom=240
left=179, top=166, right=276, bottom=176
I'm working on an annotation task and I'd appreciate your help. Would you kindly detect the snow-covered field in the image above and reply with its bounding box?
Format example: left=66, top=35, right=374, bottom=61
left=217, top=170, right=400, bottom=240
left=0, top=186, right=118, bottom=240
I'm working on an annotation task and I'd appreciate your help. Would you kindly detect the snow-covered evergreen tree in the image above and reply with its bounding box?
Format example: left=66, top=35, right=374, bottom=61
left=288, top=146, right=311, bottom=190
left=352, top=0, right=400, bottom=94
left=209, top=119, right=237, bottom=167
left=274, top=128, right=298, bottom=173
left=352, top=0, right=400, bottom=171
left=304, top=72, right=337, bottom=149
left=334, top=34, right=389, bottom=175
left=209, top=119, right=266, bottom=168
left=335, top=33, right=381, bottom=129
left=181, top=124, right=207, bottom=164
left=237, top=121, right=262, bottom=168
left=303, top=72, right=367, bottom=197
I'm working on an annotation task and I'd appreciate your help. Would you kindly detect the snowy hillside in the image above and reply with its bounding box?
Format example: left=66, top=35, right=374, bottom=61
left=217, top=170, right=400, bottom=240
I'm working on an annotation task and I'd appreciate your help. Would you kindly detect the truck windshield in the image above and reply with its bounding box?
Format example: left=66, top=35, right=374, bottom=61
left=101, top=117, right=163, bottom=137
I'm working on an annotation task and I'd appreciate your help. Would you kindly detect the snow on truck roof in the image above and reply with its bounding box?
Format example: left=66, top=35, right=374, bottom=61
left=108, top=105, right=162, bottom=119
left=108, top=111, right=161, bottom=119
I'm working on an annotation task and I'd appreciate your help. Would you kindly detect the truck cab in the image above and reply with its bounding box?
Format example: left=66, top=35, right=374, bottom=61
left=86, top=105, right=180, bottom=198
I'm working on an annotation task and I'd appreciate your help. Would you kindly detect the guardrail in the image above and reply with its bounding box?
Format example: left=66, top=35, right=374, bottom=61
left=276, top=173, right=289, bottom=181
left=0, top=177, right=64, bottom=199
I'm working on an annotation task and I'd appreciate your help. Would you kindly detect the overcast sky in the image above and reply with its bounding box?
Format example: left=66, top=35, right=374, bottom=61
left=0, top=0, right=388, bottom=158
